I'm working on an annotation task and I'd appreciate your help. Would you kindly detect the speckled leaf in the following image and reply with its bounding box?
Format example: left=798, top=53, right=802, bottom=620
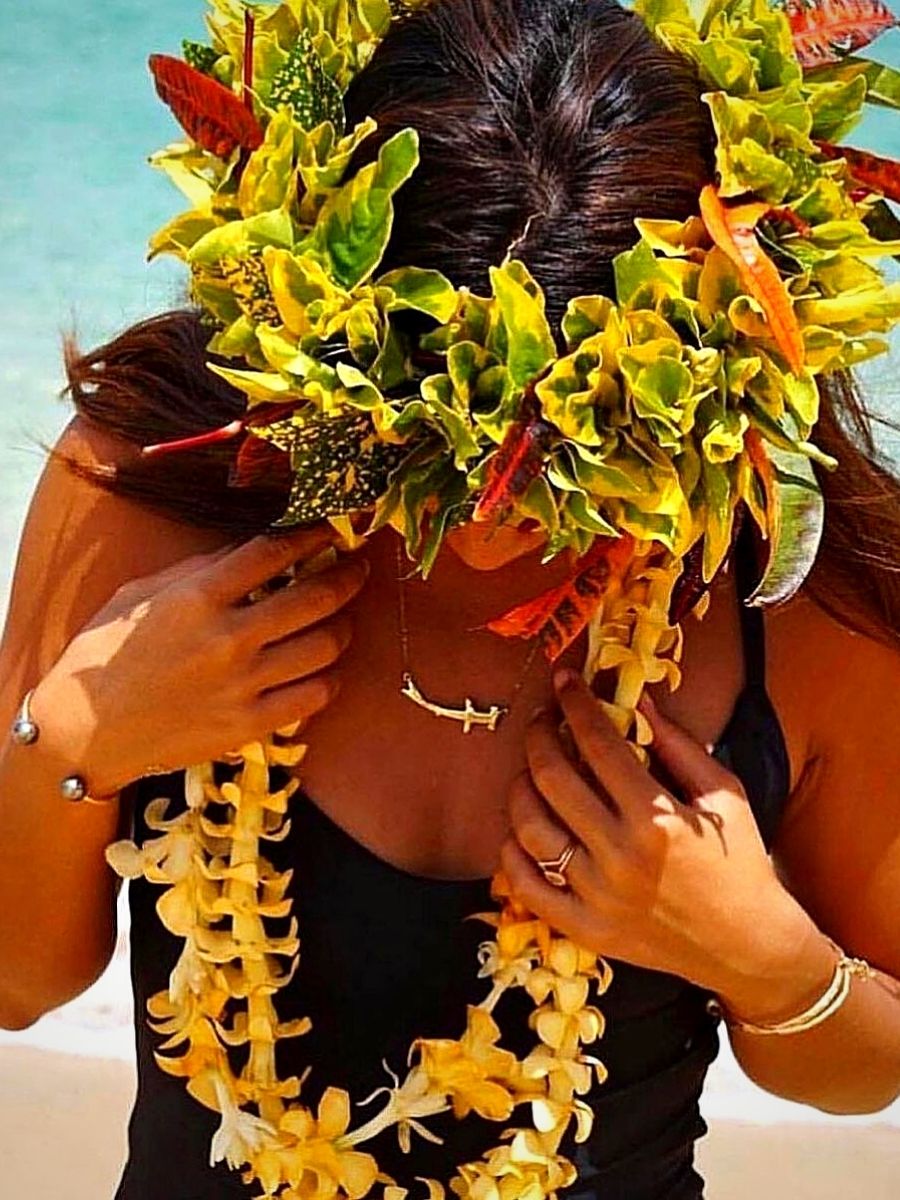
left=269, top=30, right=344, bottom=131
left=182, top=40, right=220, bottom=76
left=250, top=410, right=412, bottom=527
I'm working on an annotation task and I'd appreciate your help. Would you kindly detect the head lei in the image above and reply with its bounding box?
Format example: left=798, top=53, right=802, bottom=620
left=107, top=1, right=900, bottom=1197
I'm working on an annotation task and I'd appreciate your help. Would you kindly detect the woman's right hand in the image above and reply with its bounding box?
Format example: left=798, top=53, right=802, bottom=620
left=28, top=524, right=368, bottom=796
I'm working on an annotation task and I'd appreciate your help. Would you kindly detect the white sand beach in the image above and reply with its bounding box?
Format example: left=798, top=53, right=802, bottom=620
left=0, top=1042, right=898, bottom=1199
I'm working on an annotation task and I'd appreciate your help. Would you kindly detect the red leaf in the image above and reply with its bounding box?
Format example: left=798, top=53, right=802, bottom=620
left=815, top=139, right=900, bottom=203
left=699, top=185, right=805, bottom=376
left=473, top=416, right=553, bottom=524
left=149, top=54, right=264, bottom=158
left=486, top=534, right=634, bottom=662
left=786, top=0, right=897, bottom=69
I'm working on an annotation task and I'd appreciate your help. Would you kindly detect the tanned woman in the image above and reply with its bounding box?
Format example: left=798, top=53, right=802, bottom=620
left=1, top=1, right=899, bottom=1198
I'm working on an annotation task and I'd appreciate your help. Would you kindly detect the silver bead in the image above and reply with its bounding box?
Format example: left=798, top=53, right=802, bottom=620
left=60, top=775, right=88, bottom=803
left=11, top=717, right=39, bottom=745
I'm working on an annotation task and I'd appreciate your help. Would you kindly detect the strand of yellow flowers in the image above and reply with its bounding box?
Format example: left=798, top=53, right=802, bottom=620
left=106, top=541, right=690, bottom=1200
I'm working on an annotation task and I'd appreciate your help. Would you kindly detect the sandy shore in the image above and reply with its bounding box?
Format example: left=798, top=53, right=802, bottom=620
left=1, top=1045, right=897, bottom=1198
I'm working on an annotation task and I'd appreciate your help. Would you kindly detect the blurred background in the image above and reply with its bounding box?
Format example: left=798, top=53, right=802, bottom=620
left=0, top=1, right=899, bottom=1197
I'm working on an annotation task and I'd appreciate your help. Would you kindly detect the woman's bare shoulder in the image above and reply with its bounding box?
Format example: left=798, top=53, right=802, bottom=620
left=766, top=586, right=900, bottom=788
left=768, top=586, right=900, bottom=727
left=0, top=414, right=233, bottom=706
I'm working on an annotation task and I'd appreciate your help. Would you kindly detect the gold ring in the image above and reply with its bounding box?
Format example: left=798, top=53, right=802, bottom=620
left=536, top=839, right=578, bottom=888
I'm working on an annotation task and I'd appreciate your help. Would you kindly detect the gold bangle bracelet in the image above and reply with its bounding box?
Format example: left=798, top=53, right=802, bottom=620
left=707, top=943, right=875, bottom=1036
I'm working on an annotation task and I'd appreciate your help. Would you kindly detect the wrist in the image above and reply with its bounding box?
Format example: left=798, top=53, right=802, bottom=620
left=26, top=675, right=124, bottom=800
left=710, top=890, right=838, bottom=1028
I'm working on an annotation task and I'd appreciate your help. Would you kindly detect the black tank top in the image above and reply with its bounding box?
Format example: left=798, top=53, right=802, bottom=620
left=115, top=520, right=792, bottom=1199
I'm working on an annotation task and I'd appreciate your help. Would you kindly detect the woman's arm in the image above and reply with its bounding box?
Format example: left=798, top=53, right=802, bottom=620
left=0, top=415, right=233, bottom=1027
left=499, top=660, right=900, bottom=1117
left=0, top=415, right=362, bottom=1028
left=727, top=599, right=900, bottom=1113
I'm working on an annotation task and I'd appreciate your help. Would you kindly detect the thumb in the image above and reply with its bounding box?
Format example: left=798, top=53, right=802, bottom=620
left=638, top=693, right=735, bottom=802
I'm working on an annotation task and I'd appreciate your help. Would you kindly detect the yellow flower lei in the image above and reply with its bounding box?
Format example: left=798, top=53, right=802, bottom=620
left=105, top=0, right=900, bottom=1197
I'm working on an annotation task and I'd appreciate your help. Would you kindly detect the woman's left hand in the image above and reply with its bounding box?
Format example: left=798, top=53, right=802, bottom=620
left=501, top=668, right=824, bottom=1008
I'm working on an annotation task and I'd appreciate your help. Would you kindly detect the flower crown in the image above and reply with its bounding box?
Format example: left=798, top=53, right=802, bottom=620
left=146, top=0, right=900, bottom=628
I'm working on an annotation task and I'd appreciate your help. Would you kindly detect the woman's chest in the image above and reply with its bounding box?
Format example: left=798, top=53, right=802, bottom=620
left=292, top=564, right=763, bottom=882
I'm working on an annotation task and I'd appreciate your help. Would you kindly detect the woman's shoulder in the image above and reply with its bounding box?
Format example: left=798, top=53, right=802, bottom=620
left=0, top=415, right=232, bottom=691
left=766, top=586, right=900, bottom=971
left=766, top=583, right=900, bottom=818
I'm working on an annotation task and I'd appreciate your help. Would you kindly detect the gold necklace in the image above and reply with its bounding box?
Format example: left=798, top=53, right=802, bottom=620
left=395, top=538, right=541, bottom=733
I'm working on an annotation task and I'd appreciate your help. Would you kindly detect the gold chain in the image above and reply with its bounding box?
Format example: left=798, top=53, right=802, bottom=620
left=395, top=537, right=542, bottom=732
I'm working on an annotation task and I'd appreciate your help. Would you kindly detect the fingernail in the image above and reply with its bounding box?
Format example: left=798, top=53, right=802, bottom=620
left=553, top=668, right=580, bottom=692
left=530, top=705, right=549, bottom=722
left=637, top=692, right=656, bottom=715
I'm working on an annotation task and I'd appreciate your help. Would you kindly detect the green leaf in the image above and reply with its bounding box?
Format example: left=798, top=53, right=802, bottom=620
left=420, top=374, right=482, bottom=466
left=748, top=450, right=825, bottom=608
left=189, top=210, right=296, bottom=268
left=238, top=109, right=301, bottom=218
left=565, top=490, right=619, bottom=537
left=312, top=127, right=420, bottom=288
left=535, top=339, right=619, bottom=447
left=561, top=296, right=617, bottom=348
left=700, top=458, right=736, bottom=582
left=613, top=239, right=683, bottom=308
left=269, top=29, right=344, bottom=131
left=255, top=410, right=413, bottom=528
left=802, top=75, right=867, bottom=143
left=805, top=56, right=900, bottom=112
left=489, top=260, right=557, bottom=388
left=182, top=40, right=220, bottom=75
left=701, top=408, right=749, bottom=463
left=377, top=267, right=459, bottom=323
left=149, top=210, right=220, bottom=261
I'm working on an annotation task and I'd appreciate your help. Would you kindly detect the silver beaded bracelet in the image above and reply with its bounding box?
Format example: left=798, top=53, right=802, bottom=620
left=10, top=687, right=117, bottom=806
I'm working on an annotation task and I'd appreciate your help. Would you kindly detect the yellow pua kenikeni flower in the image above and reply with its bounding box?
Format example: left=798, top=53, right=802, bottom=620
left=416, top=1007, right=519, bottom=1122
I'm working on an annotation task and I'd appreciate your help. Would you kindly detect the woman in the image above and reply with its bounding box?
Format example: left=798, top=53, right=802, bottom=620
left=0, top=0, right=899, bottom=1197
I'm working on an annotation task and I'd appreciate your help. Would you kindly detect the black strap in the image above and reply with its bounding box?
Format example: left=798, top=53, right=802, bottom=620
left=732, top=514, right=767, bottom=691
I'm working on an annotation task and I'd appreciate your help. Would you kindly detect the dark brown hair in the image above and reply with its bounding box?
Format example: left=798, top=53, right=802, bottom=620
left=60, top=0, right=900, bottom=647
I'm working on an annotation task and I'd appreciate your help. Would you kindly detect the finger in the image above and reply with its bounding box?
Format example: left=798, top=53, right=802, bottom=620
left=248, top=615, right=353, bottom=692
left=248, top=557, right=369, bottom=645
left=638, top=693, right=743, bottom=802
left=201, top=524, right=339, bottom=607
left=251, top=668, right=341, bottom=736
left=507, top=771, right=593, bottom=892
left=526, top=713, right=620, bottom=854
left=499, top=836, right=584, bottom=931
left=553, top=669, right=664, bottom=816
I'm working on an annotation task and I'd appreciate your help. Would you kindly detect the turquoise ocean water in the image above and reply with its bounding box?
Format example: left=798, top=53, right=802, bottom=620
left=1, top=2, right=898, bottom=609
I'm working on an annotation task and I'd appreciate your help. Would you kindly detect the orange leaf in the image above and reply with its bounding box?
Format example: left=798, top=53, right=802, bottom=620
left=786, top=0, right=897, bottom=69
left=744, top=429, right=780, bottom=544
left=486, top=535, right=634, bottom=662
left=815, top=139, right=900, bottom=203
left=698, top=184, right=805, bottom=376
left=149, top=54, right=264, bottom=159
